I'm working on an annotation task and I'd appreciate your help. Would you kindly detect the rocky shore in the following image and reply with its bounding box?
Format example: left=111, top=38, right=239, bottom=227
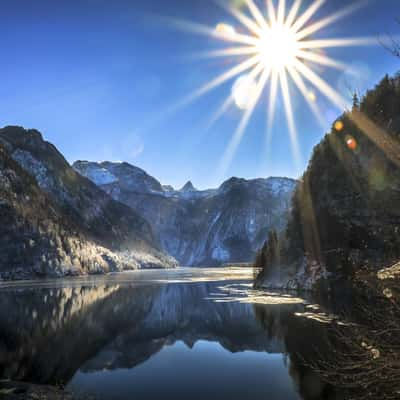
left=0, top=380, right=93, bottom=400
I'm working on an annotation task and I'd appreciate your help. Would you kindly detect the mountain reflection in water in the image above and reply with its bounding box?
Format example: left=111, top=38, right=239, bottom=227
left=0, top=268, right=338, bottom=400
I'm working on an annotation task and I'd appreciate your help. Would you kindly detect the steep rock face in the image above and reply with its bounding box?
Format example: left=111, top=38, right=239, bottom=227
left=73, top=161, right=296, bottom=266
left=0, top=127, right=176, bottom=278
left=179, top=181, right=196, bottom=192
left=74, top=160, right=164, bottom=193
left=0, top=144, right=123, bottom=279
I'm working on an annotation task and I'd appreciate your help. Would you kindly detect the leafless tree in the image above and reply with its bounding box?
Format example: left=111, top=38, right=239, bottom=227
left=308, top=279, right=400, bottom=400
left=380, top=20, right=400, bottom=58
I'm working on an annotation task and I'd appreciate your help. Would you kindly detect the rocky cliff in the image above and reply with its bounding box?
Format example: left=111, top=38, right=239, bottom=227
left=0, top=126, right=176, bottom=279
left=73, top=160, right=297, bottom=266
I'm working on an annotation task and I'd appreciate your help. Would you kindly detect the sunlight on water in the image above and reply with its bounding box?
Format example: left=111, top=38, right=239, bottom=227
left=206, top=283, right=306, bottom=305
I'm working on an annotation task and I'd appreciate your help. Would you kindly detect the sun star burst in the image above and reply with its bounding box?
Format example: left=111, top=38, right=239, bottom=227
left=258, top=22, right=299, bottom=72
left=167, top=0, right=375, bottom=175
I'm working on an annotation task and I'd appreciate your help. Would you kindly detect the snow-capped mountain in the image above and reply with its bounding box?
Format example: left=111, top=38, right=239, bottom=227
left=180, top=181, right=196, bottom=192
left=74, top=161, right=297, bottom=266
left=0, top=126, right=176, bottom=279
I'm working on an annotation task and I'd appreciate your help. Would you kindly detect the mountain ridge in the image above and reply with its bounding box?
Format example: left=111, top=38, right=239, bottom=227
left=73, top=160, right=295, bottom=198
left=73, top=160, right=297, bottom=266
left=0, top=126, right=177, bottom=279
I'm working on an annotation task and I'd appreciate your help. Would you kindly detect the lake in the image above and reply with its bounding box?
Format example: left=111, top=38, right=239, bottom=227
left=0, top=268, right=340, bottom=400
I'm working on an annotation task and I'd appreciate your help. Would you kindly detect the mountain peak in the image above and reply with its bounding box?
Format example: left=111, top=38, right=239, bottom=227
left=73, top=160, right=164, bottom=192
left=162, top=185, right=175, bottom=192
left=180, top=181, right=196, bottom=192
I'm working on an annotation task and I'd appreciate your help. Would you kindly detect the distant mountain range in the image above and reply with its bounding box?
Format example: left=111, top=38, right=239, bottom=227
left=0, top=125, right=296, bottom=278
left=73, top=161, right=296, bottom=266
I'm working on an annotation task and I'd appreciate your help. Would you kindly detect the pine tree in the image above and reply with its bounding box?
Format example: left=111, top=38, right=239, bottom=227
left=352, top=92, right=360, bottom=111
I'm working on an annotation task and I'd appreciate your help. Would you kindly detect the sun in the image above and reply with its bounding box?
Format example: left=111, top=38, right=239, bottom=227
left=258, top=23, right=299, bottom=72
left=167, top=0, right=374, bottom=175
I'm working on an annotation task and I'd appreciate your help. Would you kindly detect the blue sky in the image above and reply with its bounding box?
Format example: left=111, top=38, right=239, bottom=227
left=1, top=0, right=399, bottom=189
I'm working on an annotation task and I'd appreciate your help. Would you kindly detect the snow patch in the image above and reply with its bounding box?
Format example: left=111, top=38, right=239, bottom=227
left=76, top=163, right=118, bottom=185
left=266, top=178, right=297, bottom=195
left=11, top=149, right=54, bottom=190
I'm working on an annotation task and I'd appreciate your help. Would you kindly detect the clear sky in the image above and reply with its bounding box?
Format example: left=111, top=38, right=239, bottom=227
left=1, top=0, right=399, bottom=189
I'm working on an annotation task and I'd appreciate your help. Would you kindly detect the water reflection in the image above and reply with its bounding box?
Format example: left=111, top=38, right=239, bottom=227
left=0, top=270, right=338, bottom=400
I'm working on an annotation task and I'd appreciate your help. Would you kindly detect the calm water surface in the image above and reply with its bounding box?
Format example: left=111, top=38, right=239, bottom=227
left=0, top=268, right=338, bottom=400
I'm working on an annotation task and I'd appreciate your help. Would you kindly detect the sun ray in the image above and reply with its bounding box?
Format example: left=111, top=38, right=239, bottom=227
left=295, top=1, right=366, bottom=41
left=264, top=69, right=279, bottom=167
left=296, top=49, right=350, bottom=71
left=285, top=0, right=302, bottom=28
left=293, top=59, right=347, bottom=109
left=216, top=0, right=264, bottom=38
left=245, top=0, right=269, bottom=31
left=287, top=65, right=326, bottom=128
left=190, top=46, right=258, bottom=59
left=349, top=110, right=400, bottom=168
left=178, top=55, right=261, bottom=109
left=205, top=62, right=267, bottom=131
left=291, top=0, right=326, bottom=33
left=164, top=17, right=259, bottom=46
left=299, top=37, right=376, bottom=49
left=267, top=70, right=279, bottom=133
left=277, top=0, right=286, bottom=25
left=279, top=69, right=302, bottom=168
left=205, top=95, right=235, bottom=132
left=266, top=0, right=277, bottom=25
left=219, top=66, right=271, bottom=177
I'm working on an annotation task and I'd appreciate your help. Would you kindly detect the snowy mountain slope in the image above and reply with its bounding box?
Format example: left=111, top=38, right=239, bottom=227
left=0, top=126, right=177, bottom=278
left=74, top=161, right=297, bottom=266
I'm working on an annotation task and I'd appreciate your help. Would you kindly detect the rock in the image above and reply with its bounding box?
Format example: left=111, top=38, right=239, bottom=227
left=0, top=380, right=81, bottom=399
left=378, top=262, right=400, bottom=280
left=73, top=161, right=297, bottom=266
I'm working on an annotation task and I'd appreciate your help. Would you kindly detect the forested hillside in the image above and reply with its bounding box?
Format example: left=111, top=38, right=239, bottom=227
left=256, top=73, right=400, bottom=288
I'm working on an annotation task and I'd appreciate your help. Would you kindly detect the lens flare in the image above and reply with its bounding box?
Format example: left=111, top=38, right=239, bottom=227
left=168, top=0, right=375, bottom=174
left=308, top=90, right=317, bottom=103
left=232, top=75, right=257, bottom=110
left=215, top=23, right=236, bottom=39
left=334, top=120, right=344, bottom=131
left=346, top=136, right=358, bottom=151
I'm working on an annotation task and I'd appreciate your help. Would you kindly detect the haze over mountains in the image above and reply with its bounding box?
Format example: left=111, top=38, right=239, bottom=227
left=73, top=161, right=296, bottom=266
